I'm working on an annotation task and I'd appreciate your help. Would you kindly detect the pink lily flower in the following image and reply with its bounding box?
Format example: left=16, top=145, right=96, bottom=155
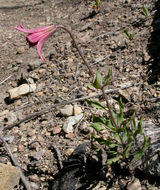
left=14, top=24, right=57, bottom=63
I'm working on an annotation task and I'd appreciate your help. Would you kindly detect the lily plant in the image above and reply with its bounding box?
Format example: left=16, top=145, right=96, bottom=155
left=14, top=23, right=150, bottom=172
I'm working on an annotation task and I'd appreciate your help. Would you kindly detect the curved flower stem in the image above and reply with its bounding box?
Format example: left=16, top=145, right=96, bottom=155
left=57, top=25, right=118, bottom=130
left=57, top=25, right=94, bottom=76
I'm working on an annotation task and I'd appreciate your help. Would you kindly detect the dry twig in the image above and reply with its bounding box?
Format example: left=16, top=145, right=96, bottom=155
left=0, top=137, right=31, bottom=190
left=3, top=82, right=139, bottom=131
left=0, top=75, right=12, bottom=85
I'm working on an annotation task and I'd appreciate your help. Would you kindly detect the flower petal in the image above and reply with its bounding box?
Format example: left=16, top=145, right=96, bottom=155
left=27, top=32, right=44, bottom=43
left=14, top=24, right=55, bottom=34
left=36, top=29, right=57, bottom=63
left=15, top=23, right=58, bottom=63
left=37, top=38, right=46, bottom=63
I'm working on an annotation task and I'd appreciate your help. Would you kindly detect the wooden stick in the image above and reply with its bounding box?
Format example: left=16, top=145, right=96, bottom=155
left=0, top=137, right=31, bottom=190
left=0, top=75, right=12, bottom=85
left=3, top=82, right=139, bottom=131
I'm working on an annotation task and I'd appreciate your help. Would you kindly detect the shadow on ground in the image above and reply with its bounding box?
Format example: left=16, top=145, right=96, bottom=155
left=147, top=0, right=160, bottom=84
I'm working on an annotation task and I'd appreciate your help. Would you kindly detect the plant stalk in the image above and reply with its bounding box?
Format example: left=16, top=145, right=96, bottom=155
left=57, top=25, right=119, bottom=130
left=57, top=25, right=94, bottom=76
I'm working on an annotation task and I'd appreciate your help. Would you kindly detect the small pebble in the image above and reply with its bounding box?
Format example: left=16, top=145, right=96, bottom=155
left=73, top=104, right=83, bottom=116
left=65, top=132, right=75, bottom=139
left=52, top=126, right=62, bottom=135
left=17, top=46, right=25, bottom=54
left=60, top=104, right=73, bottom=117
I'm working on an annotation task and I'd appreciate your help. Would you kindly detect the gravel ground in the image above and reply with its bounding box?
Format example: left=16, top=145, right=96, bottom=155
left=0, top=0, right=160, bottom=189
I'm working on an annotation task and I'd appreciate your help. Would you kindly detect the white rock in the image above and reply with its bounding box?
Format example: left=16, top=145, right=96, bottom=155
left=8, top=83, right=36, bottom=100
left=65, top=148, right=74, bottom=156
left=60, top=104, right=73, bottom=117
left=0, top=163, right=20, bottom=190
left=63, top=113, right=83, bottom=133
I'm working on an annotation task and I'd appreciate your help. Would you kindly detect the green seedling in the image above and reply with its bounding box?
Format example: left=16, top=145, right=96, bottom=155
left=141, top=6, right=149, bottom=17
left=124, top=30, right=134, bottom=41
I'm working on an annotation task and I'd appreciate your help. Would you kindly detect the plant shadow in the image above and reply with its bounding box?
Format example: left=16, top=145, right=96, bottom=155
left=147, top=0, right=160, bottom=84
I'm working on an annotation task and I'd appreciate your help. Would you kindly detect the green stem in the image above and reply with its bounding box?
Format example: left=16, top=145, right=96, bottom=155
left=100, top=86, right=118, bottom=130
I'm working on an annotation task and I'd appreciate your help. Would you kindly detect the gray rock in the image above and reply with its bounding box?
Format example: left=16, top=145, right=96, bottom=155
left=0, top=163, right=20, bottom=190
left=127, top=179, right=141, bottom=190
left=6, top=112, right=17, bottom=125
left=60, top=104, right=73, bottom=117
left=28, top=60, right=42, bottom=70
left=130, top=121, right=160, bottom=176
left=31, top=149, right=46, bottom=161
left=30, top=182, right=40, bottom=190
left=8, top=83, right=36, bottom=100
left=118, top=89, right=130, bottom=102
left=63, top=113, right=83, bottom=133
left=3, top=136, right=14, bottom=143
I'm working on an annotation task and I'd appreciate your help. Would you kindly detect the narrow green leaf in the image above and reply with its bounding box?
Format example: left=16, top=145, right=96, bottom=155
left=131, top=134, right=150, bottom=163
left=108, top=143, right=118, bottom=148
left=130, top=112, right=136, bottom=129
left=112, top=110, right=124, bottom=126
left=124, top=30, right=134, bottom=41
left=104, top=68, right=112, bottom=86
left=86, top=99, right=106, bottom=111
left=133, top=118, right=143, bottom=138
left=96, top=71, right=102, bottom=84
left=122, top=143, right=131, bottom=158
left=118, top=98, right=124, bottom=109
left=93, top=71, right=102, bottom=89
left=141, top=6, right=149, bottom=17
left=131, top=151, right=143, bottom=163
left=113, top=133, right=121, bottom=143
left=107, top=155, right=121, bottom=165
left=91, top=123, right=104, bottom=132
left=141, top=133, right=150, bottom=152
left=87, top=84, right=95, bottom=89
left=92, top=145, right=100, bottom=151
left=92, top=116, right=106, bottom=124
left=94, top=137, right=107, bottom=145
left=104, top=120, right=116, bottom=132
left=122, top=130, right=128, bottom=142
left=118, top=108, right=124, bottom=125
left=108, top=151, right=118, bottom=155
left=120, top=119, right=129, bottom=128
left=124, top=30, right=130, bottom=39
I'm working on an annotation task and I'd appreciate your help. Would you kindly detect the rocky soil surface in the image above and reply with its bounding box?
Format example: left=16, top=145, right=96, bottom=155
left=0, top=0, right=160, bottom=189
